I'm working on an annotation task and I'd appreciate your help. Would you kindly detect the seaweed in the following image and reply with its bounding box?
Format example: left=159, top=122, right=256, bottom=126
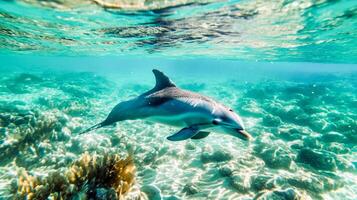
left=14, top=152, right=135, bottom=199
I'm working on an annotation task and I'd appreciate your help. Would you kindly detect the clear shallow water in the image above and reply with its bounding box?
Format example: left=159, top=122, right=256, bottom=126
left=0, top=1, right=357, bottom=200
left=0, top=56, right=356, bottom=200
left=1, top=0, right=357, bottom=63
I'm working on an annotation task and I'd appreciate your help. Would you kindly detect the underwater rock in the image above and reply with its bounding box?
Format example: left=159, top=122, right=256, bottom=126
left=287, top=173, right=344, bottom=194
left=139, top=168, right=157, bottom=185
left=303, top=137, right=322, bottom=149
left=334, top=116, right=355, bottom=133
left=141, top=185, right=162, bottom=200
left=254, top=142, right=292, bottom=169
left=230, top=175, right=250, bottom=193
left=219, top=165, right=234, bottom=177
left=262, top=114, right=282, bottom=127
left=309, top=116, right=329, bottom=133
left=251, top=174, right=283, bottom=191
left=297, top=148, right=337, bottom=171
left=13, top=117, right=26, bottom=125
left=320, top=132, right=347, bottom=143
left=260, top=148, right=292, bottom=169
left=185, top=141, right=196, bottom=150
left=262, top=100, right=284, bottom=117
left=157, top=145, right=170, bottom=157
left=255, top=188, right=303, bottom=200
left=293, top=113, right=311, bottom=126
left=183, top=183, right=199, bottom=195
left=277, top=128, right=304, bottom=141
left=109, top=134, right=121, bottom=146
left=201, top=150, right=233, bottom=163
left=335, top=157, right=355, bottom=171
left=345, top=130, right=357, bottom=144
left=143, top=149, right=159, bottom=165
left=287, top=176, right=323, bottom=194
left=325, top=143, right=350, bottom=154
left=284, top=105, right=307, bottom=124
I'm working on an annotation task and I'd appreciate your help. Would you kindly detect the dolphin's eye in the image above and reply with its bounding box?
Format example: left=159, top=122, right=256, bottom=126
left=212, top=119, right=219, bottom=125
left=229, top=109, right=233, bottom=112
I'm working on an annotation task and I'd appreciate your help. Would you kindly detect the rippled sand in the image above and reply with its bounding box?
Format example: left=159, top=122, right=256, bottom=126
left=0, top=66, right=356, bottom=199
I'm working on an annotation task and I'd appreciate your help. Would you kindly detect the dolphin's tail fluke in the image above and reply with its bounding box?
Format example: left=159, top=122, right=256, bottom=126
left=80, top=122, right=105, bottom=134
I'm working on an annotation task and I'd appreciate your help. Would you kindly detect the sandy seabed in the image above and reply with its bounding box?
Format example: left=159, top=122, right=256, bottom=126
left=0, top=69, right=356, bottom=200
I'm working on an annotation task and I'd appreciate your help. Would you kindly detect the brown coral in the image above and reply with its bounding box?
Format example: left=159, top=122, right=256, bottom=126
left=66, top=152, right=135, bottom=198
left=14, top=152, right=135, bottom=200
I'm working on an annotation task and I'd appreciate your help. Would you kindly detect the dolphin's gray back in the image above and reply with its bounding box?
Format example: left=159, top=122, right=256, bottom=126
left=144, top=87, right=215, bottom=107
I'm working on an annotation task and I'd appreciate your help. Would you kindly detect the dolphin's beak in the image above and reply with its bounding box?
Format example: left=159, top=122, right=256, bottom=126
left=235, top=129, right=253, bottom=141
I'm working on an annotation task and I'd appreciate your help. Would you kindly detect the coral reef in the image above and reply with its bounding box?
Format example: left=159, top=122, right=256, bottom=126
left=0, top=109, right=64, bottom=166
left=14, top=152, right=135, bottom=199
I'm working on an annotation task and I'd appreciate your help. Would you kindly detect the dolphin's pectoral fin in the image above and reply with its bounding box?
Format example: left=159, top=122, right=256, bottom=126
left=190, top=131, right=210, bottom=139
left=167, top=127, right=199, bottom=141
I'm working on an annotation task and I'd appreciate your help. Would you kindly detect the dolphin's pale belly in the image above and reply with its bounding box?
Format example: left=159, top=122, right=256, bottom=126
left=147, top=113, right=210, bottom=127
left=144, top=98, right=214, bottom=127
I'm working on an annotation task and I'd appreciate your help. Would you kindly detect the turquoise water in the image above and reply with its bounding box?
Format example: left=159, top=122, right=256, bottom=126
left=1, top=1, right=357, bottom=200
left=1, top=0, right=357, bottom=62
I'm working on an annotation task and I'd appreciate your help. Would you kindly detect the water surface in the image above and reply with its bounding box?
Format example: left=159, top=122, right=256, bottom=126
left=1, top=0, right=356, bottom=62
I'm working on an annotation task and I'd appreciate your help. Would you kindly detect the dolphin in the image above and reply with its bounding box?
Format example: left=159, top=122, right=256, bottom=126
left=81, top=69, right=252, bottom=141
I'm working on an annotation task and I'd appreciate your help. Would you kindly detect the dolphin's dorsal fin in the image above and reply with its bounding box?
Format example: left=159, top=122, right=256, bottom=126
left=152, top=69, right=176, bottom=90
